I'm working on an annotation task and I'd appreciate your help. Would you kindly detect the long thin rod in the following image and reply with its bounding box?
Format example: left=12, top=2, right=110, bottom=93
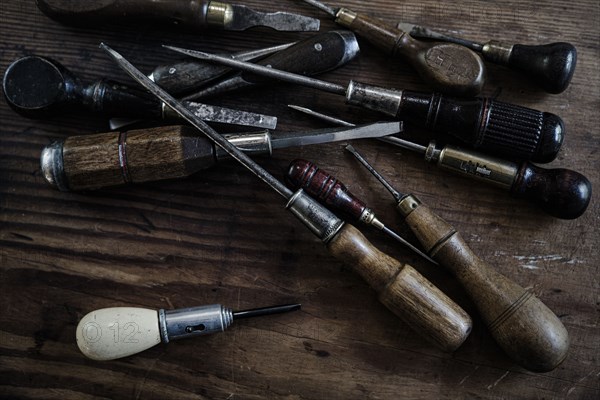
left=163, top=45, right=347, bottom=96
left=100, top=43, right=293, bottom=200
left=300, top=0, right=338, bottom=17
left=345, top=145, right=405, bottom=202
left=233, top=303, right=301, bottom=320
left=381, top=227, right=438, bottom=265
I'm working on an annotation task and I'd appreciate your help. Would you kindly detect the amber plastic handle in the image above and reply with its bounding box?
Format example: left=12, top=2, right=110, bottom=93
left=327, top=224, right=472, bottom=352
left=401, top=199, right=569, bottom=371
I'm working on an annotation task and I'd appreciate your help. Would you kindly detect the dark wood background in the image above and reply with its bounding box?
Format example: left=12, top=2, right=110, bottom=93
left=1, top=1, right=598, bottom=398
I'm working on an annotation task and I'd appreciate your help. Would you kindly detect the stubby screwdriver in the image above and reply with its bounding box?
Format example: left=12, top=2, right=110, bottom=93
left=299, top=0, right=485, bottom=96
left=76, top=303, right=300, bottom=360
left=37, top=0, right=320, bottom=31
left=345, top=145, right=569, bottom=372
left=167, top=46, right=565, bottom=164
left=285, top=159, right=438, bottom=265
left=2, top=56, right=276, bottom=130
left=398, top=22, right=577, bottom=94
left=102, top=43, right=473, bottom=352
left=40, top=122, right=402, bottom=191
left=288, top=105, right=591, bottom=220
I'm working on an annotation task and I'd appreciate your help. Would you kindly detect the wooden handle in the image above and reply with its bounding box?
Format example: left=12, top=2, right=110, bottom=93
left=402, top=200, right=569, bottom=371
left=337, top=11, right=485, bottom=96
left=60, top=126, right=215, bottom=190
left=36, top=0, right=211, bottom=28
left=327, top=224, right=472, bottom=352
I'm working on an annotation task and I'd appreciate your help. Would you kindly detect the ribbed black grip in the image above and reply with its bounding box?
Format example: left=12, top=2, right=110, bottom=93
left=398, top=91, right=564, bottom=163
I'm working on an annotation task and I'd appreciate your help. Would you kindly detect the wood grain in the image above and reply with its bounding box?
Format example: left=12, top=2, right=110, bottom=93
left=1, top=0, right=599, bottom=399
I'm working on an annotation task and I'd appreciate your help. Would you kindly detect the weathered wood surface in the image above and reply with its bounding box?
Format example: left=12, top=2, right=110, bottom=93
left=1, top=0, right=598, bottom=398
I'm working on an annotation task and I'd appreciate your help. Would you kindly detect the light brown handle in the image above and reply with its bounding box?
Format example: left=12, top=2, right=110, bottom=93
left=402, top=198, right=569, bottom=371
left=327, top=224, right=472, bottom=352
left=58, top=126, right=214, bottom=191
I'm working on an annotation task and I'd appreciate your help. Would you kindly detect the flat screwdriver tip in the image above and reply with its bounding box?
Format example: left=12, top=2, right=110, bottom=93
left=232, top=303, right=301, bottom=320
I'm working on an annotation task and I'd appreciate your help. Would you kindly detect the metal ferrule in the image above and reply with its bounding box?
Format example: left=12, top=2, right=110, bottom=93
left=433, top=145, right=518, bottom=189
left=215, top=131, right=273, bottom=160
left=359, top=208, right=385, bottom=230
left=335, top=8, right=357, bottom=27
left=346, top=81, right=403, bottom=117
left=286, top=189, right=345, bottom=244
left=396, top=194, right=422, bottom=218
left=40, top=140, right=69, bottom=191
left=481, top=41, right=514, bottom=65
left=334, top=30, right=361, bottom=66
left=159, top=304, right=233, bottom=343
left=206, top=1, right=234, bottom=27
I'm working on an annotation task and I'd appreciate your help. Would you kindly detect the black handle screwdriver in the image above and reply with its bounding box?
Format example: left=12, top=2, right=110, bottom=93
left=288, top=105, right=591, bottom=220
left=166, top=46, right=565, bottom=164
left=398, top=22, right=577, bottom=94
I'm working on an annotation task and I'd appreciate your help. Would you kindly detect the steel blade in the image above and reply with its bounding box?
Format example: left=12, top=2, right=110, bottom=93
left=270, top=122, right=402, bottom=149
left=226, top=5, right=320, bottom=31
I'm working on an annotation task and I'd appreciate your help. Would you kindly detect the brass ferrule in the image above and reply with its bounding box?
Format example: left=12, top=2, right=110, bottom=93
left=335, top=8, right=357, bottom=27
left=481, top=41, right=514, bottom=65
left=359, top=208, right=385, bottom=230
left=206, top=1, right=234, bottom=28
left=40, top=140, right=69, bottom=191
left=215, top=131, right=273, bottom=160
left=286, top=189, right=345, bottom=244
left=434, top=145, right=518, bottom=189
left=396, top=195, right=422, bottom=218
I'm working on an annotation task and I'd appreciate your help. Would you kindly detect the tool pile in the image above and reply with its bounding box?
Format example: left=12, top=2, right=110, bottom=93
left=2, top=0, right=592, bottom=374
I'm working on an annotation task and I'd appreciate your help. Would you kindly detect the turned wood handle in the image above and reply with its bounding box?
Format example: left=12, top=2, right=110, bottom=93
left=338, top=11, right=485, bottom=96
left=327, top=224, right=472, bottom=352
left=36, top=0, right=211, bottom=28
left=402, top=200, right=569, bottom=371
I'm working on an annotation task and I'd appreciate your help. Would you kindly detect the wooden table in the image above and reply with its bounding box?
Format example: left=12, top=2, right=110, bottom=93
left=1, top=1, right=598, bottom=398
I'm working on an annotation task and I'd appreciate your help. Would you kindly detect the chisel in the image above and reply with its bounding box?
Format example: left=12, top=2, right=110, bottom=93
left=165, top=46, right=565, bottom=163
left=344, top=145, right=569, bottom=372
left=101, top=43, right=473, bottom=352
left=36, top=0, right=320, bottom=31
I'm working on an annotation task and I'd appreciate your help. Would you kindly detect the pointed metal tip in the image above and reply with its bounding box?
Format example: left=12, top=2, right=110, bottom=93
left=232, top=303, right=301, bottom=320
left=345, top=144, right=356, bottom=153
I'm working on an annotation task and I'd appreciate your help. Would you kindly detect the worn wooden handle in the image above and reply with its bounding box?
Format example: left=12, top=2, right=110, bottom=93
left=403, top=201, right=569, bottom=371
left=58, top=126, right=214, bottom=190
left=327, top=224, right=472, bottom=352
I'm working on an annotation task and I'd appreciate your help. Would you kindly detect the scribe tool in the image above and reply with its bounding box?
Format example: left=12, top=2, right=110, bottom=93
left=398, top=22, right=577, bottom=94
left=165, top=46, right=565, bottom=163
left=345, top=145, right=569, bottom=372
left=77, top=303, right=300, bottom=361
left=40, top=122, right=403, bottom=191
left=298, top=0, right=485, bottom=96
left=36, top=0, right=320, bottom=32
left=101, top=43, right=473, bottom=352
left=183, top=30, right=360, bottom=100
left=3, top=56, right=277, bottom=130
left=288, top=105, right=591, bottom=219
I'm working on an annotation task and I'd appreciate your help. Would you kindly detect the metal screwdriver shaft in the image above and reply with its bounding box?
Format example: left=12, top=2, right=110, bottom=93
left=233, top=304, right=302, bottom=320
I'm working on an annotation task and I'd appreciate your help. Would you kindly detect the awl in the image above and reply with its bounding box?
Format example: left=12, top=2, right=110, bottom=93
left=41, top=123, right=402, bottom=191
left=37, top=0, right=320, bottom=31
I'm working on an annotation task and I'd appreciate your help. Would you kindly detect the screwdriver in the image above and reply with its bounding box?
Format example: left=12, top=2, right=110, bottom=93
left=102, top=43, right=473, bottom=352
left=166, top=46, right=565, bottom=163
left=298, top=0, right=485, bottom=96
left=40, top=122, right=402, bottom=191
left=398, top=22, right=577, bottom=94
left=288, top=105, right=591, bottom=220
left=76, top=303, right=300, bottom=360
left=183, top=30, right=359, bottom=101
left=2, top=56, right=276, bottom=130
left=285, top=159, right=438, bottom=265
left=345, top=145, right=569, bottom=372
left=36, top=0, right=320, bottom=31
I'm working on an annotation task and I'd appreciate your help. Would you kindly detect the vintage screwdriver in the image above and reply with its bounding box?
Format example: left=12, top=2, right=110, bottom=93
left=285, top=159, right=438, bottom=265
left=182, top=30, right=359, bottom=100
left=166, top=46, right=565, bottom=163
left=76, top=303, right=300, bottom=360
left=2, top=55, right=276, bottom=130
left=102, top=43, right=473, bottom=352
left=36, top=0, right=320, bottom=31
left=298, top=0, right=485, bottom=96
left=288, top=105, right=591, bottom=220
left=398, top=22, right=577, bottom=94
left=40, top=122, right=402, bottom=191
left=345, top=145, right=569, bottom=372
